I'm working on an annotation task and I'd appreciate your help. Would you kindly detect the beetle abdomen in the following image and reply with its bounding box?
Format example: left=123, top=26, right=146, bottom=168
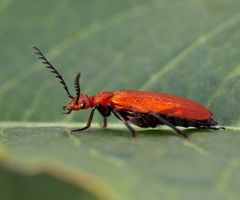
left=118, top=110, right=217, bottom=129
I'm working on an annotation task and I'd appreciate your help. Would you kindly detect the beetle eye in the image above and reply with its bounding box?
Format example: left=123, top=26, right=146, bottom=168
left=80, top=100, right=86, bottom=109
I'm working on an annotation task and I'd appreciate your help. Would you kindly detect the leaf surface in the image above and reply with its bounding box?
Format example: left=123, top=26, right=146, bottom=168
left=0, top=0, right=240, bottom=199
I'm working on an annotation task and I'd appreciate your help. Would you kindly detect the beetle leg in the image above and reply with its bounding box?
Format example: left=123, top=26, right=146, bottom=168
left=212, top=126, right=225, bottom=130
left=200, top=126, right=225, bottom=130
left=96, top=106, right=111, bottom=128
left=71, top=106, right=96, bottom=133
left=149, top=113, right=188, bottom=138
left=103, top=117, right=107, bottom=128
left=112, top=109, right=137, bottom=138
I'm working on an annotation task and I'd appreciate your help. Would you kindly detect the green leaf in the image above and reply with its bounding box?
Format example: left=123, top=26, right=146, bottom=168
left=0, top=0, right=240, bottom=124
left=0, top=125, right=240, bottom=200
left=0, top=166, right=98, bottom=200
left=0, top=0, right=240, bottom=199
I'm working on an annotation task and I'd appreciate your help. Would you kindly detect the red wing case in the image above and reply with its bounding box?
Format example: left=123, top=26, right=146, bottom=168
left=109, top=90, right=212, bottom=120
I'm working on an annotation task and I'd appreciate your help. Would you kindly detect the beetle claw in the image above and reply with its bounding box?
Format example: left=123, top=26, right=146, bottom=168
left=62, top=110, right=72, bottom=114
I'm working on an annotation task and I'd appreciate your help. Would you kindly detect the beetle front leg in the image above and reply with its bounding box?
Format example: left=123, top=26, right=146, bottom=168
left=71, top=106, right=96, bottom=133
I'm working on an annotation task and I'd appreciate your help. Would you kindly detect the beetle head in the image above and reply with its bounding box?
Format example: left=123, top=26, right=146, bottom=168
left=62, top=94, right=92, bottom=114
left=62, top=73, right=93, bottom=114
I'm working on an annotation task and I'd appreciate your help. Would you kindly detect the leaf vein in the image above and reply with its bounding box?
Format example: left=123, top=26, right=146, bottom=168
left=139, top=14, right=240, bottom=90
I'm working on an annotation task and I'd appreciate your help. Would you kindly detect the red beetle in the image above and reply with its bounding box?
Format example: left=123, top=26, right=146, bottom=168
left=33, top=46, right=224, bottom=138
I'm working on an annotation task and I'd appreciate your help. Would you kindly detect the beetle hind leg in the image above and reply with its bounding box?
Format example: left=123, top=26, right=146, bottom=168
left=199, top=126, right=226, bottom=131
left=149, top=113, right=188, bottom=138
left=195, top=118, right=225, bottom=131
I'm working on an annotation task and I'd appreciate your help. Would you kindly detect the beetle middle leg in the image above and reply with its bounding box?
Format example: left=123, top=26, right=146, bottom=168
left=149, top=113, right=188, bottom=138
left=103, top=117, right=107, bottom=128
left=97, top=106, right=111, bottom=128
left=112, top=109, right=137, bottom=138
left=71, top=106, right=96, bottom=133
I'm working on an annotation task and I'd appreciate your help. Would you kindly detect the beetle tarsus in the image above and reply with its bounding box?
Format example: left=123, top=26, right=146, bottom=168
left=218, top=126, right=226, bottom=130
left=71, top=126, right=90, bottom=133
left=103, top=117, right=107, bottom=128
left=200, top=126, right=225, bottom=131
left=211, top=126, right=225, bottom=130
left=112, top=109, right=138, bottom=138
left=71, top=106, right=96, bottom=134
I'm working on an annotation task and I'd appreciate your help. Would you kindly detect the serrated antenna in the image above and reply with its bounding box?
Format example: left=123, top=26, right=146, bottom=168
left=33, top=46, right=73, bottom=99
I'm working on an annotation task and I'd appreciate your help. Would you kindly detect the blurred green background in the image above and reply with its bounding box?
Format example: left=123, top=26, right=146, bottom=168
left=0, top=0, right=240, bottom=199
